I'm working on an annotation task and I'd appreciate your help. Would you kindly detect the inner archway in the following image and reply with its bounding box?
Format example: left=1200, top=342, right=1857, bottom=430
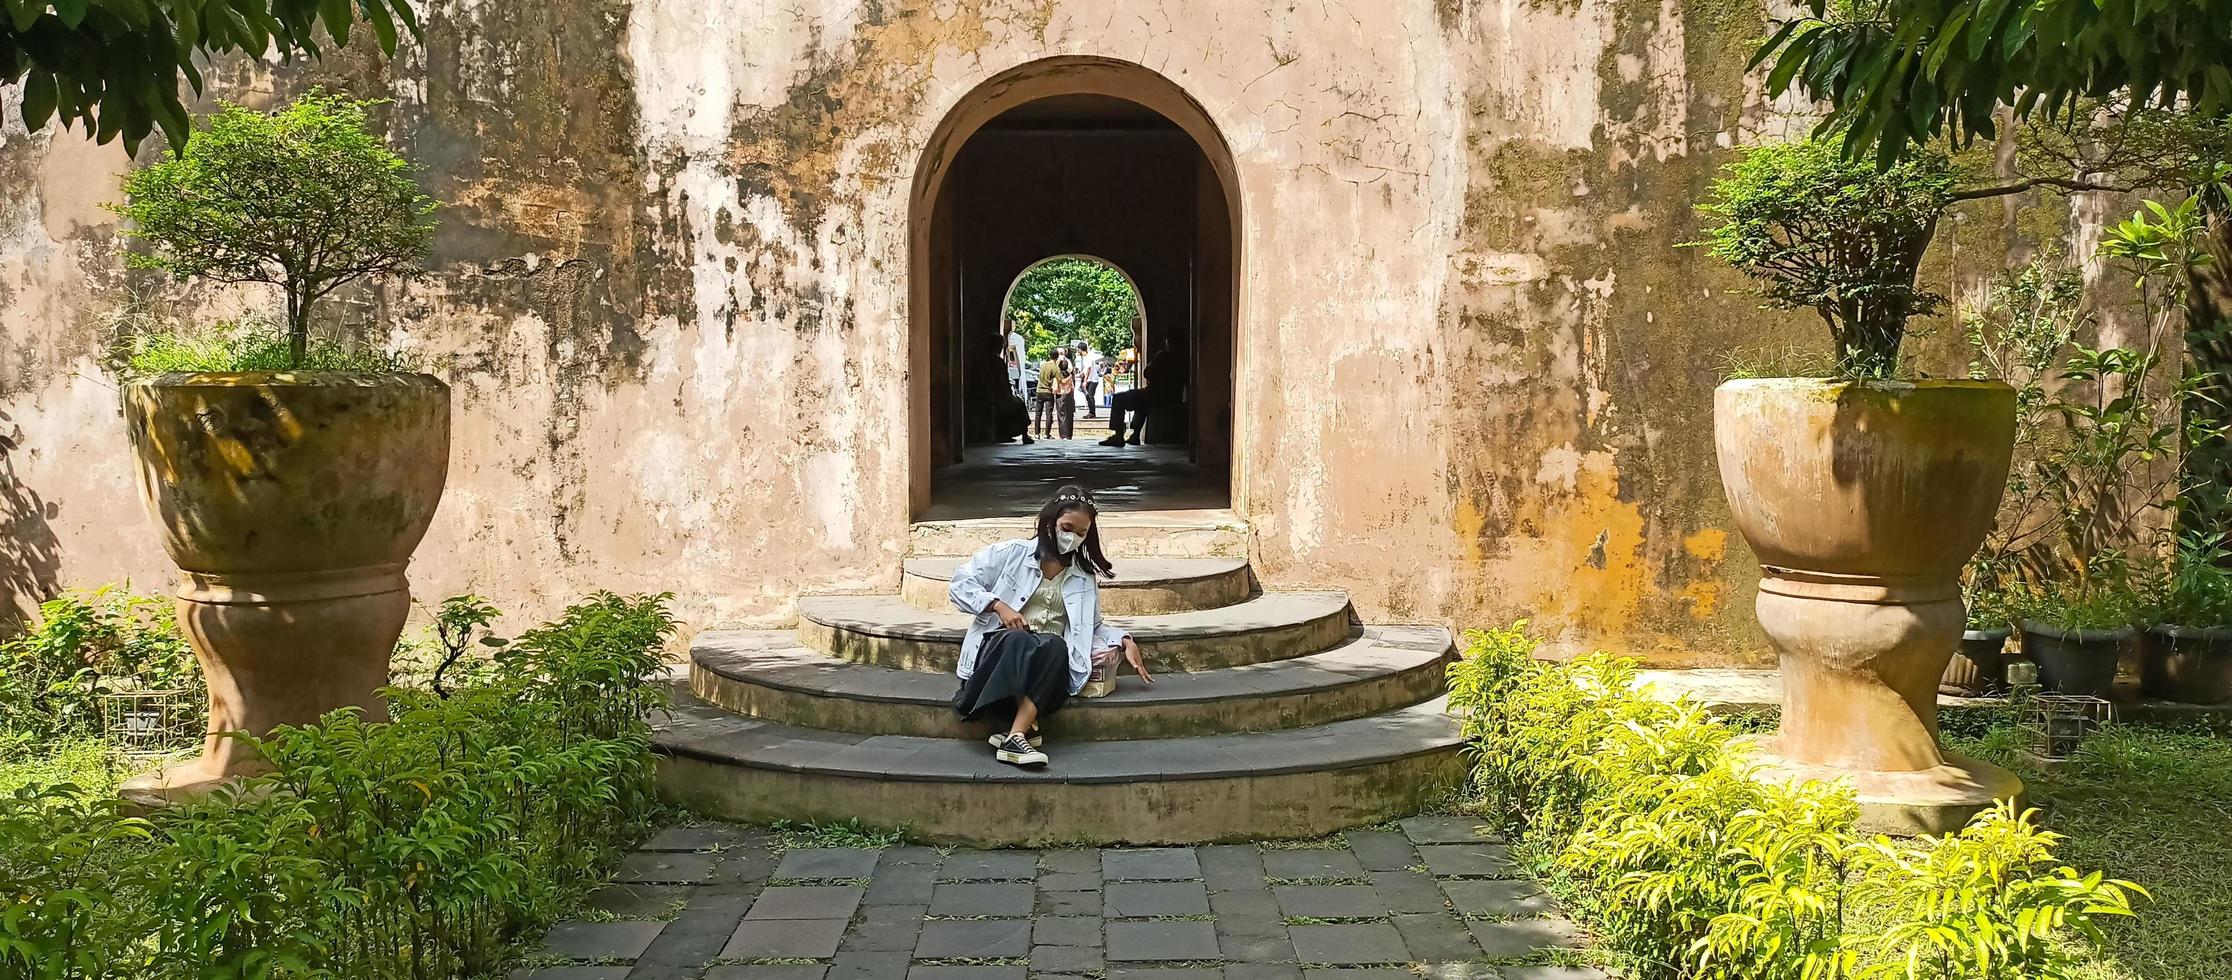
left=908, top=58, right=1239, bottom=521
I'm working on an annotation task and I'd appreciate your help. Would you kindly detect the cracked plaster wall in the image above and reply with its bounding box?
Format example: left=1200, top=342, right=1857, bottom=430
left=0, top=0, right=2098, bottom=661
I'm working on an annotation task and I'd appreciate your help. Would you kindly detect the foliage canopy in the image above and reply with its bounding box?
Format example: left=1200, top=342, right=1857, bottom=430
left=1, top=0, right=419, bottom=153
left=1692, top=135, right=1960, bottom=378
left=112, top=91, right=437, bottom=369
left=1752, top=0, right=2232, bottom=163
left=1005, top=257, right=1139, bottom=361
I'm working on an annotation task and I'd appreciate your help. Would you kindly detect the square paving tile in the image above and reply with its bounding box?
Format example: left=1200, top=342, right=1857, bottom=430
left=1300, top=971, right=1415, bottom=980
left=1498, top=968, right=1611, bottom=980
left=1039, top=888, right=1104, bottom=916
left=1339, top=832, right=1419, bottom=873
left=1262, top=850, right=1367, bottom=882
left=1209, top=888, right=1280, bottom=918
left=878, top=845, right=943, bottom=867
left=1286, top=922, right=1410, bottom=965
left=1041, top=871, right=1102, bottom=891
left=1365, top=870, right=1448, bottom=915
left=1035, top=915, right=1105, bottom=947
left=864, top=866, right=935, bottom=906
left=1198, top=845, right=1267, bottom=892
left=720, top=917, right=847, bottom=959
left=907, top=967, right=1024, bottom=980
left=1272, top=884, right=1385, bottom=919
left=939, top=850, right=1038, bottom=881
left=917, top=918, right=1033, bottom=958
left=1110, top=971, right=1223, bottom=980
left=1104, top=847, right=1204, bottom=881
left=745, top=885, right=865, bottom=921
left=1443, top=879, right=1555, bottom=917
left=1214, top=917, right=1294, bottom=964
left=929, top=881, right=1035, bottom=917
left=1398, top=815, right=1502, bottom=844
left=1418, top=844, right=1518, bottom=878
left=841, top=904, right=928, bottom=952
left=1032, top=945, right=1105, bottom=974
left=1470, top=917, right=1586, bottom=958
left=705, top=966, right=829, bottom=980
left=1111, top=971, right=1224, bottom=980
left=509, top=968, right=632, bottom=980
left=1224, top=966, right=1304, bottom=980
left=1041, top=848, right=1100, bottom=873
left=776, top=847, right=881, bottom=880
left=540, top=920, right=668, bottom=960
left=828, top=951, right=911, bottom=980
left=1106, top=920, right=1220, bottom=961
left=618, top=852, right=719, bottom=885
left=1105, top=880, right=1212, bottom=918
left=1391, top=912, right=1483, bottom=960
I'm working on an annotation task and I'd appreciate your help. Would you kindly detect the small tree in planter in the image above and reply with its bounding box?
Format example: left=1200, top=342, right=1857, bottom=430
left=108, top=91, right=451, bottom=807
left=114, top=91, right=436, bottom=366
left=1700, top=134, right=2022, bottom=834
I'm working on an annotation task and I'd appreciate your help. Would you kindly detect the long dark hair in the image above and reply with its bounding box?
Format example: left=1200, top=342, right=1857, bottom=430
left=1036, top=485, right=1114, bottom=577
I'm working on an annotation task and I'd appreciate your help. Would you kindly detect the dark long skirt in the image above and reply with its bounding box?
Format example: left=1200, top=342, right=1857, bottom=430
left=954, top=628, right=1072, bottom=724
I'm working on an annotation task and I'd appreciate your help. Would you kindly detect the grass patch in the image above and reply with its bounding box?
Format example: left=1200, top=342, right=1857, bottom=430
left=769, top=817, right=910, bottom=851
left=123, top=325, right=411, bottom=375
left=0, top=737, right=147, bottom=796
left=1950, top=722, right=2232, bottom=980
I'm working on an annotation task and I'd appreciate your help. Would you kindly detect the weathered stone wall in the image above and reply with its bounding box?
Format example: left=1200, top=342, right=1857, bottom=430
left=0, top=0, right=2092, bottom=660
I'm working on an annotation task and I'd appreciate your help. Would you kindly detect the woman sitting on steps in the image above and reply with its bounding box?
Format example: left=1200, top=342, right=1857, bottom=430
left=948, top=486, right=1153, bottom=766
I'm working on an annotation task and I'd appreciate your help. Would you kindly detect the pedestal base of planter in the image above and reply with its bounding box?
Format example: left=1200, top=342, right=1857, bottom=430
left=1745, top=746, right=2024, bottom=836
left=118, top=755, right=249, bottom=811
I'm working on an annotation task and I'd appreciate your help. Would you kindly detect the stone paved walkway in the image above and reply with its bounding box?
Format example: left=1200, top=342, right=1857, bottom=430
left=514, top=816, right=1607, bottom=980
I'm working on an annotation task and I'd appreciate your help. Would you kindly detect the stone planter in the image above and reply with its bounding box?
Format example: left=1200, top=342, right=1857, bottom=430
left=1942, top=627, right=2011, bottom=697
left=1715, top=378, right=2023, bottom=835
left=120, top=373, right=449, bottom=805
left=2018, top=621, right=2129, bottom=700
left=2140, top=624, right=2232, bottom=704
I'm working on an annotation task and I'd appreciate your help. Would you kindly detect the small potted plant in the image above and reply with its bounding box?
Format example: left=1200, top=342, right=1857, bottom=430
left=2143, top=532, right=2232, bottom=703
left=2016, top=568, right=2144, bottom=699
left=109, top=91, right=447, bottom=804
left=1946, top=558, right=2013, bottom=696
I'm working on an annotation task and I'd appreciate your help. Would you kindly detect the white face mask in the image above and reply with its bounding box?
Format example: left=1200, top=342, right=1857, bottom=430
left=1055, top=530, right=1084, bottom=554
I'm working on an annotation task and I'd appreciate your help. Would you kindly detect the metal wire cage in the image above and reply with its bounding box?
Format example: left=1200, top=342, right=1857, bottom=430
left=2019, top=692, right=2114, bottom=762
left=99, top=688, right=200, bottom=760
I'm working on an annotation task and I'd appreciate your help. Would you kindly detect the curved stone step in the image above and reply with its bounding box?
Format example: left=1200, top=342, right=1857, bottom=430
left=690, top=626, right=1453, bottom=741
left=901, top=557, right=1253, bottom=615
left=911, top=510, right=1247, bottom=559
left=796, top=592, right=1354, bottom=672
left=653, top=694, right=1467, bottom=845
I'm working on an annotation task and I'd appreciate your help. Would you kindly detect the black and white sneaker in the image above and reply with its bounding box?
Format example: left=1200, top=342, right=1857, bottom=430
left=987, top=727, right=1044, bottom=749
left=992, top=732, right=1048, bottom=766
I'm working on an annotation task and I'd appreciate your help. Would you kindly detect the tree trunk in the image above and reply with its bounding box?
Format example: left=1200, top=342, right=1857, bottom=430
left=286, top=285, right=308, bottom=368
left=2184, top=193, right=2232, bottom=559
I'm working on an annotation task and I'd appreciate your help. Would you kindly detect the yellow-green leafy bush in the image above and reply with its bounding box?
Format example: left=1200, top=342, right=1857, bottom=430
left=1448, top=622, right=2143, bottom=979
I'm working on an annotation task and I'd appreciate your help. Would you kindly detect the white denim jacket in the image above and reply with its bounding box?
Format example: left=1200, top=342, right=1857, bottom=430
left=948, top=538, right=1129, bottom=695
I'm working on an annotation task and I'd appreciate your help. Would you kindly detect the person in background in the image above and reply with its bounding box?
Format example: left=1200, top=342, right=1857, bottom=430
left=1005, top=316, right=1030, bottom=401
left=1075, top=340, right=1104, bottom=419
left=1034, top=344, right=1073, bottom=440
left=1101, top=338, right=1178, bottom=447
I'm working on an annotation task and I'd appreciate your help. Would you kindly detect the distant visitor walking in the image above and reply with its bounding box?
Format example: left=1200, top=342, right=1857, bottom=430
left=1075, top=340, right=1103, bottom=419
left=1034, top=347, right=1075, bottom=440
left=946, top=487, right=1151, bottom=766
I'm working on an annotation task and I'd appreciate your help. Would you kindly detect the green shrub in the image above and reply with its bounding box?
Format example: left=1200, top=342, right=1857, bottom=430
left=0, top=591, right=677, bottom=979
left=124, top=321, right=411, bottom=375
left=0, top=586, right=202, bottom=753
left=1449, top=622, right=2144, bottom=979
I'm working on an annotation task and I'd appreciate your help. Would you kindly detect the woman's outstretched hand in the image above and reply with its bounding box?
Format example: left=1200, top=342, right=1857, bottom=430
left=991, top=600, right=1029, bottom=632
left=1123, top=636, right=1152, bottom=685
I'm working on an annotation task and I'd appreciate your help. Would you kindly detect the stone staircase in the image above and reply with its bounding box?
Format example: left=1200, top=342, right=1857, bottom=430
left=652, top=525, right=1466, bottom=846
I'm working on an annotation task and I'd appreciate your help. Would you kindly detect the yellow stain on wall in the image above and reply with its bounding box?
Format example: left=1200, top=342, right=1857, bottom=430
left=1524, top=450, right=1648, bottom=633
left=1681, top=527, right=1727, bottom=562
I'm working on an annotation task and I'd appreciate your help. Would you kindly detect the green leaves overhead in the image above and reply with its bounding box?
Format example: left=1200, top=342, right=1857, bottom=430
left=1005, top=257, right=1141, bottom=361
left=0, top=0, right=420, bottom=154
left=1752, top=0, right=2232, bottom=163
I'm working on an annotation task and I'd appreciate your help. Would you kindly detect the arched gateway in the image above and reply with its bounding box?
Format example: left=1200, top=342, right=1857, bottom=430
left=656, top=59, right=1462, bottom=844
left=906, top=57, right=1240, bottom=520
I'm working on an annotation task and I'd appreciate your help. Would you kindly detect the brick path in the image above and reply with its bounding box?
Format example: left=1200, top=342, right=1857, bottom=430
left=514, top=816, right=1607, bottom=980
